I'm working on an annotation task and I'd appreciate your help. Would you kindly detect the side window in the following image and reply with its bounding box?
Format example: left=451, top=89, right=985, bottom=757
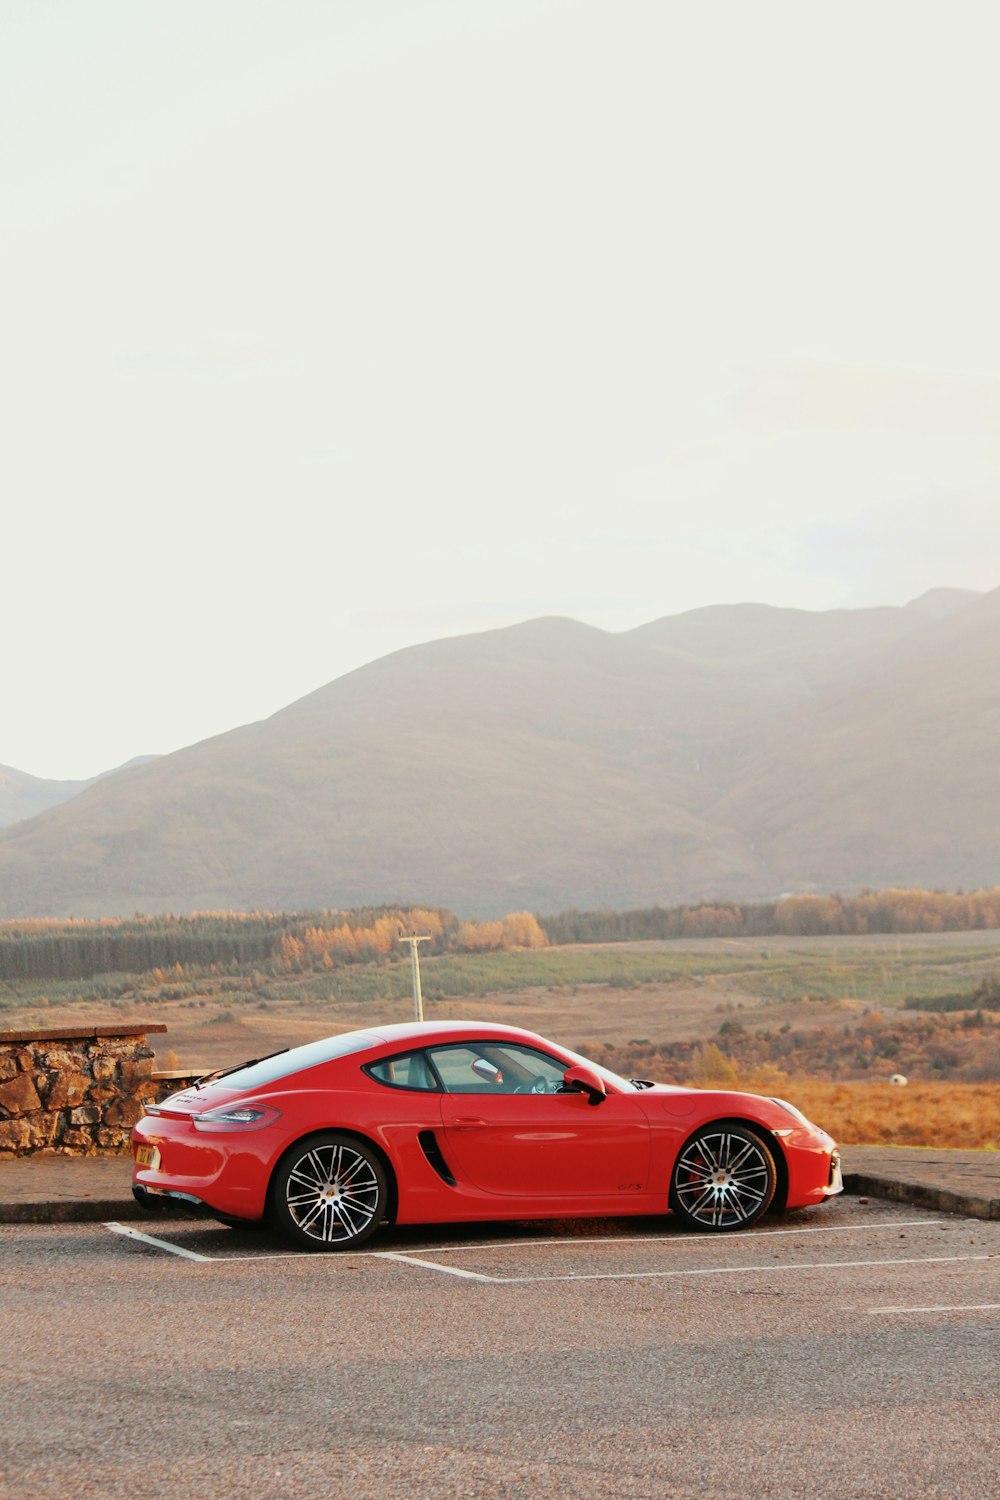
left=425, top=1046, right=489, bottom=1092
left=425, top=1042, right=569, bottom=1095
left=366, top=1051, right=438, bottom=1091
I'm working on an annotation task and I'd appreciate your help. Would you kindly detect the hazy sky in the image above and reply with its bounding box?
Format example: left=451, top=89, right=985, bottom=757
left=4, top=1, right=999, bottom=779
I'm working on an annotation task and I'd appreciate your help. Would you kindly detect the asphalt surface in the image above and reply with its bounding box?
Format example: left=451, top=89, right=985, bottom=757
left=2, top=1197, right=998, bottom=1499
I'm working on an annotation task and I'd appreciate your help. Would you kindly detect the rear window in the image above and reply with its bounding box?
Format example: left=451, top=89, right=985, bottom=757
left=220, top=1030, right=379, bottom=1090
left=365, top=1051, right=439, bottom=1091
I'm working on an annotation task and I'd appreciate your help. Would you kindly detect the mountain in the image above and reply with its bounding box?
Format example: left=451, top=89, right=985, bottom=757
left=710, top=586, right=1000, bottom=893
left=0, top=766, right=91, bottom=829
left=0, top=589, right=994, bottom=917
left=0, top=757, right=160, bottom=830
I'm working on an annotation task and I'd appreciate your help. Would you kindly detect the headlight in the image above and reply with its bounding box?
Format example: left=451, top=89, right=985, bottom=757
left=191, top=1105, right=282, bottom=1132
left=770, top=1097, right=815, bottom=1129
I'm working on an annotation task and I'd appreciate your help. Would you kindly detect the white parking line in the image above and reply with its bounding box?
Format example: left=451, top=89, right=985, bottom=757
left=870, top=1302, right=1000, bottom=1315
left=104, top=1222, right=215, bottom=1262
left=374, top=1251, right=494, bottom=1282
left=492, top=1253, right=991, bottom=1286
left=103, top=1223, right=387, bottom=1264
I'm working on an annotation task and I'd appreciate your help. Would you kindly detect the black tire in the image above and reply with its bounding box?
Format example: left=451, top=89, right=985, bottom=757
left=270, top=1132, right=387, bottom=1251
left=670, top=1123, right=776, bottom=1232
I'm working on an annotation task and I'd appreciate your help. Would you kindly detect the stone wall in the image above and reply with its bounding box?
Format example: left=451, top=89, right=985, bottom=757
left=0, top=1023, right=168, bottom=1157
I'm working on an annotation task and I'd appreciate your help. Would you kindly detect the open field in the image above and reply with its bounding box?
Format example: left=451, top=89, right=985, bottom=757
left=3, top=932, right=999, bottom=1147
left=742, top=1080, right=999, bottom=1151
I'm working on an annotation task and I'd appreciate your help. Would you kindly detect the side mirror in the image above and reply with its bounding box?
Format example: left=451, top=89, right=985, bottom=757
left=471, top=1057, right=502, bottom=1084
left=562, top=1062, right=607, bottom=1106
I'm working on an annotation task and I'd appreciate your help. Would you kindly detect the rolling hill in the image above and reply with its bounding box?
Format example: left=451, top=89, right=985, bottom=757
left=0, top=587, right=995, bottom=917
left=0, top=756, right=160, bottom=830
left=0, top=766, right=92, bottom=829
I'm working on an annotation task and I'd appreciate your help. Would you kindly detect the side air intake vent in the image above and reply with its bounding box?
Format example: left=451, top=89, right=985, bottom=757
left=418, top=1129, right=457, bottom=1187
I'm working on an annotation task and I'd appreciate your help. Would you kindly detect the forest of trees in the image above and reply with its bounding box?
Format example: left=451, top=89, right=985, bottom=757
left=0, top=907, right=548, bottom=983
left=3, top=887, right=998, bottom=985
left=277, top=909, right=545, bottom=972
left=541, top=888, right=1000, bottom=944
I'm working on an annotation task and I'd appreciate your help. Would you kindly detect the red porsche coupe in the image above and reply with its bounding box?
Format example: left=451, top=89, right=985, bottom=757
left=132, top=1021, right=842, bottom=1249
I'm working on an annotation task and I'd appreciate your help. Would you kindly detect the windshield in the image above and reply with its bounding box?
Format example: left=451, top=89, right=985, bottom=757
left=218, top=1029, right=379, bottom=1091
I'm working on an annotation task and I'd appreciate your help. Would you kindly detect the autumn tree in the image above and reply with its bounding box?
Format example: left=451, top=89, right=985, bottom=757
left=500, top=912, right=548, bottom=949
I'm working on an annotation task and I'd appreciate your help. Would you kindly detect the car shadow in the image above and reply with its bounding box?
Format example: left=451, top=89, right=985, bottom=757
left=127, top=1205, right=820, bottom=1258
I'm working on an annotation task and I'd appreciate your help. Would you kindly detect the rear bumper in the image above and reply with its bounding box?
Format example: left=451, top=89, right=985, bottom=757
left=132, top=1113, right=275, bottom=1220
left=132, top=1183, right=214, bottom=1217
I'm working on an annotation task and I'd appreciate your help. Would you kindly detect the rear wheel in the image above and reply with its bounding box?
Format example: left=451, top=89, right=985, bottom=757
left=670, top=1124, right=776, bottom=1231
left=270, top=1133, right=387, bottom=1250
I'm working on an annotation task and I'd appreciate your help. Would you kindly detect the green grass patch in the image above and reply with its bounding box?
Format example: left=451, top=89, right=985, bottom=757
left=5, top=937, right=1000, bottom=1019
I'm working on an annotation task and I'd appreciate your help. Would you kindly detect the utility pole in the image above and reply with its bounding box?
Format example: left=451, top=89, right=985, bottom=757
left=398, top=932, right=432, bottom=1022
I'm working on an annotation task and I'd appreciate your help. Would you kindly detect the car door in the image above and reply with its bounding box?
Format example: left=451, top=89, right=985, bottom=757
left=429, top=1041, right=650, bottom=1199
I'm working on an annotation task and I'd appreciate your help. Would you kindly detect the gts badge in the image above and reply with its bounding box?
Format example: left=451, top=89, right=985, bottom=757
left=617, top=1182, right=642, bottom=1192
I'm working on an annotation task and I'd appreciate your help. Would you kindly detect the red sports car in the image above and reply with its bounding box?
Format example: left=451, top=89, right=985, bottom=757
left=132, top=1021, right=842, bottom=1249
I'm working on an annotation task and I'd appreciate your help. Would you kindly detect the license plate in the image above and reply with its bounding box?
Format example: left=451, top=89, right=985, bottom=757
left=135, top=1145, right=160, bottom=1170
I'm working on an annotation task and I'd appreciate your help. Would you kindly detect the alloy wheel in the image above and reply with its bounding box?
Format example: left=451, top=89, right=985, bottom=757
left=671, top=1126, right=775, bottom=1230
left=279, top=1138, right=384, bottom=1247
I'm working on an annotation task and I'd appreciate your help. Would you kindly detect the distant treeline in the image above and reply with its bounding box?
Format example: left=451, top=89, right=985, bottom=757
left=0, top=909, right=439, bottom=982
left=541, top=888, right=1000, bottom=944
left=6, top=887, right=1000, bottom=984
left=0, top=907, right=547, bottom=983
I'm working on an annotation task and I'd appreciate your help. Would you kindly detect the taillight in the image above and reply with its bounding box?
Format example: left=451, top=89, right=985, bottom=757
left=191, top=1105, right=282, bottom=1132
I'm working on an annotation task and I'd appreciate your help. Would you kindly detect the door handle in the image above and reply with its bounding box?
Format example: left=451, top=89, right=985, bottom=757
left=452, top=1116, right=487, bottom=1127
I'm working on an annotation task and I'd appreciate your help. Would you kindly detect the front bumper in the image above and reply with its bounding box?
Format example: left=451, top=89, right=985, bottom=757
left=781, top=1132, right=843, bottom=1209
left=822, top=1149, right=843, bottom=1197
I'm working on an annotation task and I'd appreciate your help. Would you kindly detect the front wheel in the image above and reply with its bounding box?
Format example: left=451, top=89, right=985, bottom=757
left=270, top=1133, right=387, bottom=1250
left=670, top=1124, right=776, bottom=1231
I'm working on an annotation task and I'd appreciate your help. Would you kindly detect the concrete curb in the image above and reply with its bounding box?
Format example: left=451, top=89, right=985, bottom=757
left=0, top=1198, right=147, bottom=1225
left=843, top=1171, right=1000, bottom=1222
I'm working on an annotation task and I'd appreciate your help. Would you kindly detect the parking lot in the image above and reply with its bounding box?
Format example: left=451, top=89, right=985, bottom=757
left=2, top=1196, right=999, bottom=1499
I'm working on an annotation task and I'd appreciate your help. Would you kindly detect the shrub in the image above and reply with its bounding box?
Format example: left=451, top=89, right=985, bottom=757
left=690, top=1043, right=739, bottom=1088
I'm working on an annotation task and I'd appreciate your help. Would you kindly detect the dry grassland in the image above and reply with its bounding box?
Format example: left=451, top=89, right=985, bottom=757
left=739, top=1077, right=1000, bottom=1150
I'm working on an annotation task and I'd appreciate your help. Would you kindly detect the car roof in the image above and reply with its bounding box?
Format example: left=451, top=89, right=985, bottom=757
left=365, top=1020, right=551, bottom=1049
